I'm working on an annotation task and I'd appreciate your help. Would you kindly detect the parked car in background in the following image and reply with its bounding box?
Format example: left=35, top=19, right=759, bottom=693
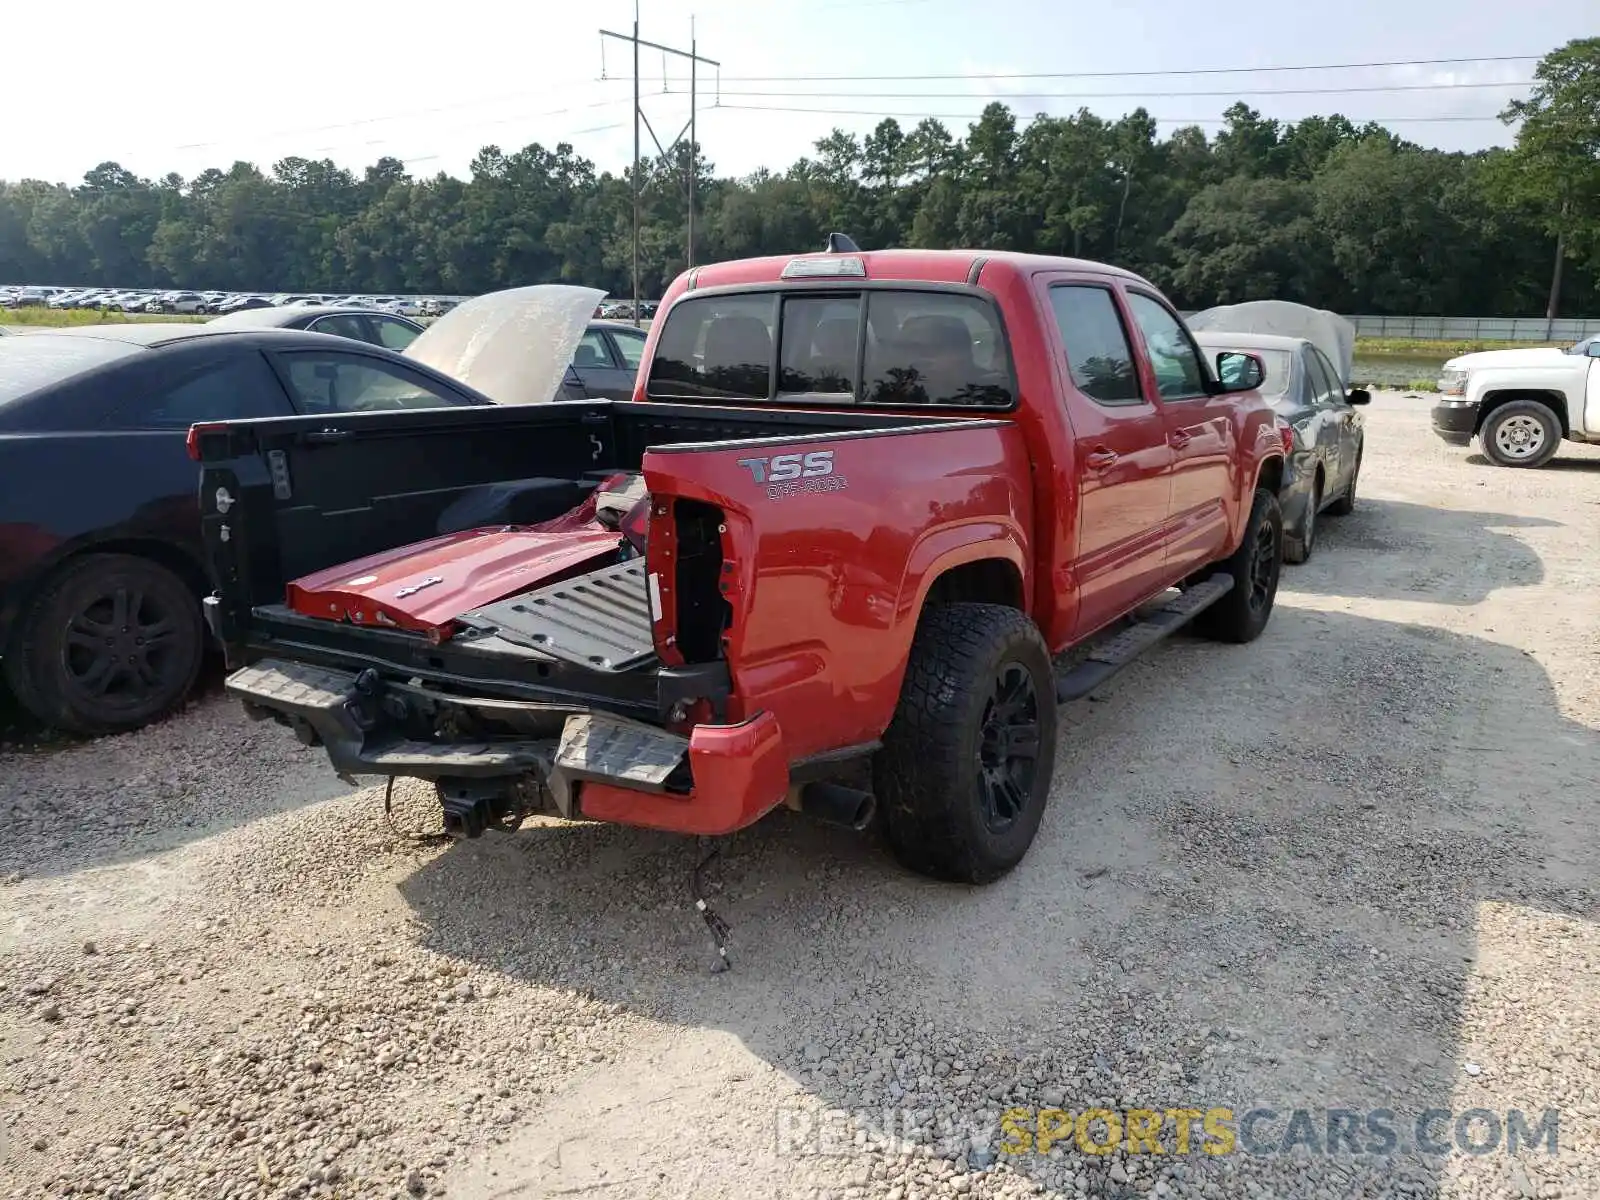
left=560, top=320, right=649, bottom=400
left=151, top=291, right=208, bottom=315
left=216, top=295, right=273, bottom=314
left=1191, top=328, right=1368, bottom=563
left=1431, top=333, right=1600, bottom=468
left=0, top=324, right=497, bottom=733
left=205, top=304, right=426, bottom=350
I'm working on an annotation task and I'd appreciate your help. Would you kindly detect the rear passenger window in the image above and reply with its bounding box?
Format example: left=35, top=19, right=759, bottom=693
left=861, top=293, right=1013, bottom=408
left=648, top=294, right=776, bottom=399
left=1049, top=286, right=1142, bottom=405
left=780, top=296, right=859, bottom=395
left=107, top=353, right=289, bottom=429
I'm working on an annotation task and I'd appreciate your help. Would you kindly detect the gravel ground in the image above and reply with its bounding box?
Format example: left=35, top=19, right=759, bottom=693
left=3, top=391, right=1597, bottom=1200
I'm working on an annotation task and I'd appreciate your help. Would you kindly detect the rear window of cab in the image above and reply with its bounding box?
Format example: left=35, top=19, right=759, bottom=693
left=646, top=289, right=1015, bottom=409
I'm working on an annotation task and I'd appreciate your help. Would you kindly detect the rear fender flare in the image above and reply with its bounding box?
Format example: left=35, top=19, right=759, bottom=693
left=862, top=523, right=1031, bottom=726
left=898, top=521, right=1030, bottom=630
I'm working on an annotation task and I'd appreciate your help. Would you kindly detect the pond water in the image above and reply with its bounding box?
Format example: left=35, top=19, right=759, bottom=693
left=1351, top=353, right=1449, bottom=389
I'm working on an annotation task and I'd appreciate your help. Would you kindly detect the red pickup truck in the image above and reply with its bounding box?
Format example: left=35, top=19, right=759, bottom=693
left=195, top=247, right=1286, bottom=884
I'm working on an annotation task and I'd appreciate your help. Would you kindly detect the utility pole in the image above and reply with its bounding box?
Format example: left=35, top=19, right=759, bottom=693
left=688, top=17, right=697, bottom=272
left=599, top=17, right=719, bottom=327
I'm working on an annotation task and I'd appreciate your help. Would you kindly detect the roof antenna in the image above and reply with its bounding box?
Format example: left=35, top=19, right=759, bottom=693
left=826, top=233, right=861, bottom=253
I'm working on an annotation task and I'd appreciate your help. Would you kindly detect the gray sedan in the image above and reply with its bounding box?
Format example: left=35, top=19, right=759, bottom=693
left=1195, top=331, right=1370, bottom=564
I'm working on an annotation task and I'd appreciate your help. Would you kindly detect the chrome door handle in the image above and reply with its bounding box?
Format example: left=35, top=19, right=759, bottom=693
left=1085, top=448, right=1120, bottom=469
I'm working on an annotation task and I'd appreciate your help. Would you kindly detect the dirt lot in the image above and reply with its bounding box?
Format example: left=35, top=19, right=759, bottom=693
left=3, top=392, right=1597, bottom=1200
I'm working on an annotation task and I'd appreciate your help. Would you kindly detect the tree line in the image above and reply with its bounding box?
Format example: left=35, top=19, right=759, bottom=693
left=3, top=38, right=1596, bottom=317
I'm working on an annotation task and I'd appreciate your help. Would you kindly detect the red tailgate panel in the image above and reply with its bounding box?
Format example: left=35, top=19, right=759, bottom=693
left=285, top=487, right=633, bottom=637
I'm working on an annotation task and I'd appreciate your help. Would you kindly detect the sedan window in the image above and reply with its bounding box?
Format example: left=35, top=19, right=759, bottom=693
left=108, top=353, right=291, bottom=429
left=277, top=353, right=477, bottom=414
left=307, top=314, right=371, bottom=343
left=609, top=327, right=647, bottom=371
left=370, top=316, right=421, bottom=351
left=1307, top=348, right=1343, bottom=406
left=573, top=328, right=617, bottom=370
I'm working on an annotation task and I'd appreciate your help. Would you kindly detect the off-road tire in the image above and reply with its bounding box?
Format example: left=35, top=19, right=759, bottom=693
left=1480, top=400, right=1561, bottom=469
left=3, top=553, right=203, bottom=734
left=1284, top=474, right=1321, bottom=565
left=874, top=603, right=1058, bottom=884
left=1191, top=487, right=1283, bottom=645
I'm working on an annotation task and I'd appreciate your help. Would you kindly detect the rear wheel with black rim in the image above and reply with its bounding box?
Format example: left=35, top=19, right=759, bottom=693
left=1191, top=487, right=1283, bottom=645
left=4, top=554, right=204, bottom=734
left=875, top=603, right=1058, bottom=884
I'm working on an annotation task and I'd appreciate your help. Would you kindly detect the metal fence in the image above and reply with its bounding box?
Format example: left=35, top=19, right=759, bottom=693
left=1177, top=312, right=1595, bottom=342
left=1341, top=315, right=1593, bottom=342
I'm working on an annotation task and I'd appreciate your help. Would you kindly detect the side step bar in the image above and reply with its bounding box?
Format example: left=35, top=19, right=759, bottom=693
left=1055, top=573, right=1234, bottom=703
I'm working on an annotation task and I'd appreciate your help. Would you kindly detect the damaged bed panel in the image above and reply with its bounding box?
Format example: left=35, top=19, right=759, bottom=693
left=457, top=558, right=658, bottom=672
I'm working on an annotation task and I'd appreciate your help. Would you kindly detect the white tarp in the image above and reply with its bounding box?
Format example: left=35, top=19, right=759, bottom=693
left=1187, top=300, right=1356, bottom=387
left=404, top=284, right=604, bottom=406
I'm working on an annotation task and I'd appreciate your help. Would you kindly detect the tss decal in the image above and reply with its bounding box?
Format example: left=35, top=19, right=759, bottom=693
left=736, top=451, right=835, bottom=484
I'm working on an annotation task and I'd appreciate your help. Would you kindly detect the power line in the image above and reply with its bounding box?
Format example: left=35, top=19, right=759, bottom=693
left=684, top=80, right=1533, bottom=101
left=659, top=53, right=1542, bottom=84
left=707, top=103, right=1509, bottom=125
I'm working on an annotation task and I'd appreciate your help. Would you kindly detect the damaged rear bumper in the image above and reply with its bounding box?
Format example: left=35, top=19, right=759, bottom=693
left=225, top=659, right=788, bottom=836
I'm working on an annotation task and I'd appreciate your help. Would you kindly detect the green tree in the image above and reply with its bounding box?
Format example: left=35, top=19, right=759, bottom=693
left=1496, top=37, right=1600, bottom=317
left=5, top=46, right=1600, bottom=319
left=1163, top=175, right=1332, bottom=306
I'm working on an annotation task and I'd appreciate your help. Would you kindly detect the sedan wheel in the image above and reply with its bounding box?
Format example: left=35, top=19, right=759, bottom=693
left=5, top=554, right=204, bottom=733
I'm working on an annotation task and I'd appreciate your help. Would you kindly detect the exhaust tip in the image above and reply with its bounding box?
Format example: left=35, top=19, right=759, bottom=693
left=797, top=781, right=876, bottom=832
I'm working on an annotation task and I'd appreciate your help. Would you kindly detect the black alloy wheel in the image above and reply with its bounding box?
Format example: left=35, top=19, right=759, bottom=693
left=976, top=661, right=1043, bottom=833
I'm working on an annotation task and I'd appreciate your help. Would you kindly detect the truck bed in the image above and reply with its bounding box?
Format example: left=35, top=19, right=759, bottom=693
left=197, top=395, right=1034, bottom=834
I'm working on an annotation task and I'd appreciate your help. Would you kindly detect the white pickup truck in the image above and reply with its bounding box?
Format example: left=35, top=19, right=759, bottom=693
left=1432, top=332, right=1600, bottom=467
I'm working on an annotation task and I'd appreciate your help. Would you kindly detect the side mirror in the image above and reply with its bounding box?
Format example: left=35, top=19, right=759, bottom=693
left=1348, top=388, right=1371, bottom=406
left=1214, top=351, right=1264, bottom=393
left=1586, top=342, right=1600, bottom=358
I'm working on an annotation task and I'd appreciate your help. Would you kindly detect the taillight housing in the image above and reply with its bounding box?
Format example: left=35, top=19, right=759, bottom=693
left=186, top=422, right=225, bottom=462
left=1277, top=419, right=1295, bottom=458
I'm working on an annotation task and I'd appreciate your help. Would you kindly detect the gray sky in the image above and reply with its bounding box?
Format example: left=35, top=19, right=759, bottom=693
left=5, top=0, right=1592, bottom=186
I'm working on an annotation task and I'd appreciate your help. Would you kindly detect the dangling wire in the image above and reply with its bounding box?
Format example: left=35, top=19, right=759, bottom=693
left=600, top=39, right=608, bottom=81
left=382, top=778, right=451, bottom=844
left=662, top=51, right=669, bottom=93
left=692, top=839, right=732, bottom=973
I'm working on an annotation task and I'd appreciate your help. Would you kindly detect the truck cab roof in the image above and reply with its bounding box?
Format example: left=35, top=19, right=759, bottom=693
left=682, top=248, right=1146, bottom=292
